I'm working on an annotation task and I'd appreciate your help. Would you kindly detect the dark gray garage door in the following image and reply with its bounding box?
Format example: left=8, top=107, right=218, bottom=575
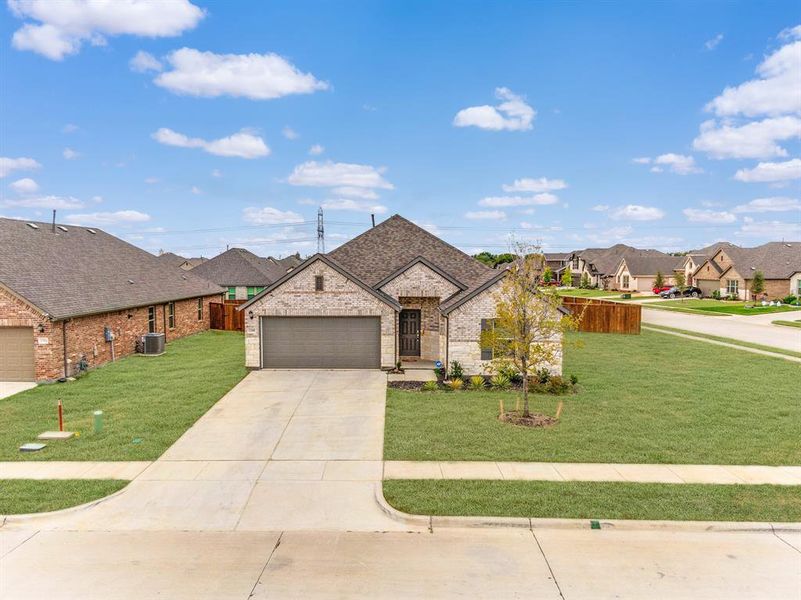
left=0, top=327, right=35, bottom=381
left=261, top=316, right=381, bottom=369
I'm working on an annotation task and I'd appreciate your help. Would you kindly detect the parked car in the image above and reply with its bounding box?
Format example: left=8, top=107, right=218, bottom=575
left=652, top=284, right=672, bottom=295
left=659, top=286, right=702, bottom=299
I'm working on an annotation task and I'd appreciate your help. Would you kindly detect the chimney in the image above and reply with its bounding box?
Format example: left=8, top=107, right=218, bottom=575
left=371, top=213, right=376, bottom=227
left=52, top=209, right=56, bottom=233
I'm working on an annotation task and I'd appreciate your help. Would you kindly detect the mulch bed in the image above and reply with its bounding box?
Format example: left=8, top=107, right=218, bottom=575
left=499, top=411, right=558, bottom=428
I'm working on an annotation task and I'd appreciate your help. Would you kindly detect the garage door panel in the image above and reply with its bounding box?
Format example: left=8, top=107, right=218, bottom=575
left=262, top=317, right=380, bottom=369
left=0, top=327, right=35, bottom=381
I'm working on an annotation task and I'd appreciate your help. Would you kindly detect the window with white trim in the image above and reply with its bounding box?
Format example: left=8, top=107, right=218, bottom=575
left=726, top=279, right=739, bottom=295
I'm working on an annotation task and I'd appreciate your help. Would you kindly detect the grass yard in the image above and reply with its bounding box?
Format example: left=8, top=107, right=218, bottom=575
left=0, top=330, right=246, bottom=461
left=383, top=480, right=801, bottom=522
left=556, top=288, right=619, bottom=298
left=642, top=323, right=801, bottom=359
left=648, top=299, right=801, bottom=316
left=384, top=330, right=801, bottom=465
left=773, top=319, right=801, bottom=329
left=0, top=479, right=128, bottom=514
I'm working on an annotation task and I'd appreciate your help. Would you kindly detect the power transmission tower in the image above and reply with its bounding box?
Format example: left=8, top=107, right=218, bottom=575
left=317, top=207, right=325, bottom=253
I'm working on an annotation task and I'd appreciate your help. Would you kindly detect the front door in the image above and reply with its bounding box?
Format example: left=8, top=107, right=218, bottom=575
left=399, top=310, right=421, bottom=357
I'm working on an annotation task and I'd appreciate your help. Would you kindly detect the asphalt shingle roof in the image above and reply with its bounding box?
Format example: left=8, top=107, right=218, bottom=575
left=719, top=242, right=801, bottom=279
left=0, top=217, right=224, bottom=320
left=190, top=247, right=289, bottom=287
left=622, top=254, right=684, bottom=276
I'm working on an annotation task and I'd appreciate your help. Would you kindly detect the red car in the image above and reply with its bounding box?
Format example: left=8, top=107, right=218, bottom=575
left=652, top=285, right=672, bottom=294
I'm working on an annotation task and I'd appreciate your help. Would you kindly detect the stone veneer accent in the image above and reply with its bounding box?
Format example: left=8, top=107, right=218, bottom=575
left=0, top=286, right=217, bottom=381
left=379, top=262, right=460, bottom=300
left=243, top=259, right=397, bottom=368
left=447, top=281, right=563, bottom=376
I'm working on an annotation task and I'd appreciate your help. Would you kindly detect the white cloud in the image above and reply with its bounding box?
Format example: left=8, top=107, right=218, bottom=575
left=705, top=38, right=801, bottom=117
left=191, top=186, right=202, bottom=195
left=320, top=198, right=387, bottom=213
left=734, top=158, right=801, bottom=182
left=465, top=210, right=506, bottom=220
left=592, top=204, right=609, bottom=212
left=611, top=204, right=666, bottom=221
left=211, top=169, right=222, bottom=178
left=153, top=48, right=329, bottom=100
left=501, top=177, right=567, bottom=192
left=682, top=208, right=736, bottom=223
left=242, top=206, right=304, bottom=225
left=62, top=123, right=78, bottom=133
left=478, top=193, right=558, bottom=207
left=0, top=156, right=41, bottom=178
left=705, top=33, right=724, bottom=50
left=65, top=210, right=151, bottom=226
left=144, top=176, right=160, bottom=184
left=693, top=116, right=801, bottom=159
left=737, top=216, right=801, bottom=237
left=287, top=161, right=393, bottom=190
left=636, top=153, right=701, bottom=175
left=62, top=147, right=80, bottom=160
left=453, top=87, right=535, bottom=132
left=331, top=186, right=378, bottom=199
left=732, top=196, right=800, bottom=213
left=9, top=177, right=39, bottom=193
left=2, top=194, right=83, bottom=209
left=152, top=127, right=270, bottom=158
left=282, top=126, right=299, bottom=140
left=129, top=50, right=162, bottom=73
left=309, top=144, right=324, bottom=156
left=779, top=25, right=801, bottom=41
left=9, top=0, right=204, bottom=60
left=91, top=195, right=102, bottom=203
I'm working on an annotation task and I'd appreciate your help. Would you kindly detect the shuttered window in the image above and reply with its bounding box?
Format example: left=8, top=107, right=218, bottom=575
left=227, top=287, right=236, bottom=300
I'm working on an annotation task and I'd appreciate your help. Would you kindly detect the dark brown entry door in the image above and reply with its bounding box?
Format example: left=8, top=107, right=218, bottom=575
left=399, top=310, right=421, bottom=356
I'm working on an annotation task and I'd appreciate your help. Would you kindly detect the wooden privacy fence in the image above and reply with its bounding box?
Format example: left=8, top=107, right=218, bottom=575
left=561, top=297, right=641, bottom=335
left=210, top=301, right=245, bottom=332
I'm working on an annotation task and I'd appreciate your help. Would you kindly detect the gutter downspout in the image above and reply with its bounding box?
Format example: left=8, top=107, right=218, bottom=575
left=62, top=320, right=68, bottom=378
left=162, top=303, right=168, bottom=342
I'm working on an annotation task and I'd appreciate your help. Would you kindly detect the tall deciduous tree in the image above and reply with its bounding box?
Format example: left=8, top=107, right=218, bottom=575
left=750, top=270, right=765, bottom=303
left=482, top=246, right=579, bottom=418
left=654, top=271, right=664, bottom=290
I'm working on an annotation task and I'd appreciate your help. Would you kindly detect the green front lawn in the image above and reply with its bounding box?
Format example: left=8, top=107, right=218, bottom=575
left=0, top=331, right=246, bottom=461
left=383, top=480, right=801, bottom=522
left=556, top=288, right=619, bottom=298
left=0, top=479, right=128, bottom=514
left=650, top=299, right=801, bottom=316
left=384, top=330, right=801, bottom=465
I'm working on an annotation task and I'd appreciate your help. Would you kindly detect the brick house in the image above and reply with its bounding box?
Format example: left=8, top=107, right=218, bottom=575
left=613, top=254, right=683, bottom=292
left=692, top=242, right=801, bottom=300
left=0, top=217, right=223, bottom=382
left=190, top=247, right=299, bottom=301
left=238, top=214, right=563, bottom=375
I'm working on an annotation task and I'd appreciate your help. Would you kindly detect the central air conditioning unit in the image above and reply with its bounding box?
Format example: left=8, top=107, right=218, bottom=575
left=141, top=333, right=166, bottom=356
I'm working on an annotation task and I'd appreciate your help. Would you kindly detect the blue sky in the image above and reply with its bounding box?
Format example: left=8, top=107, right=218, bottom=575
left=1, top=0, right=799, bottom=258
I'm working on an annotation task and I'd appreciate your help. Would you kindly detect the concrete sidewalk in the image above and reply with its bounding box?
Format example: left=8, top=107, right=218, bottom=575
left=0, top=461, right=151, bottom=480
left=384, top=461, right=801, bottom=485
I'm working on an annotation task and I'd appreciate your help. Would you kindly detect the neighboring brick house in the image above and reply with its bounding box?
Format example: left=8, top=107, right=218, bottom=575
left=190, top=247, right=295, bottom=301
left=157, top=251, right=208, bottom=271
left=0, top=217, right=223, bottom=382
left=692, top=241, right=801, bottom=300
left=239, top=215, right=563, bottom=375
left=613, top=254, right=683, bottom=292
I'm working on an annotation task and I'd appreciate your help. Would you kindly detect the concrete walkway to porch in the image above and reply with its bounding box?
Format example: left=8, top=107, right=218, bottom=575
left=384, top=461, right=801, bottom=485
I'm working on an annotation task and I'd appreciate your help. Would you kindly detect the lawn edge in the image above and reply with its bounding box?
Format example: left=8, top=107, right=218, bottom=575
left=375, top=481, right=801, bottom=532
left=1, top=479, right=130, bottom=521
left=643, top=324, right=801, bottom=359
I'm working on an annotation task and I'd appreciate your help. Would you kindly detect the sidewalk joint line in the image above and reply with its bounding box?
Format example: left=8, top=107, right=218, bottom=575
left=248, top=531, right=284, bottom=599
left=530, top=529, right=565, bottom=599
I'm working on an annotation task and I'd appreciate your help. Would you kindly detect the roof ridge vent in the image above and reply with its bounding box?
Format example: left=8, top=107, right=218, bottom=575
left=57, top=225, right=68, bottom=232
left=26, top=222, right=39, bottom=229
left=86, top=228, right=96, bottom=234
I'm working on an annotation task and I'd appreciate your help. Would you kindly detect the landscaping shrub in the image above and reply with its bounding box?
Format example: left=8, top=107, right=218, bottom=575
left=468, top=375, right=486, bottom=390
left=569, top=374, right=579, bottom=386
left=434, top=367, right=446, bottom=381
left=446, top=378, right=464, bottom=391
left=529, top=375, right=575, bottom=395
left=448, top=361, right=464, bottom=380
left=711, top=290, right=721, bottom=300
left=421, top=381, right=439, bottom=392
left=782, top=294, right=799, bottom=305
left=535, top=367, right=551, bottom=384
left=490, top=373, right=511, bottom=390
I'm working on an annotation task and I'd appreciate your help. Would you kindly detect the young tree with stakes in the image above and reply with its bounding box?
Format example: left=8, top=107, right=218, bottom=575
left=482, top=245, right=579, bottom=419
left=654, top=271, right=664, bottom=290
left=750, top=270, right=765, bottom=304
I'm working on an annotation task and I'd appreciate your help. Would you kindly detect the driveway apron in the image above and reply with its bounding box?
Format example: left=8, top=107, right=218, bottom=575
left=13, top=370, right=412, bottom=532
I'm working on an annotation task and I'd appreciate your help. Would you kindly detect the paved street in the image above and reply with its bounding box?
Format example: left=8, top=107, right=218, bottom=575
left=642, top=306, right=801, bottom=352
left=2, top=370, right=800, bottom=599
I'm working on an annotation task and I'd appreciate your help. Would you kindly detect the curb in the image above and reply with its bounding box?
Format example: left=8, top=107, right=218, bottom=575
left=0, top=481, right=131, bottom=525
left=374, top=482, right=801, bottom=533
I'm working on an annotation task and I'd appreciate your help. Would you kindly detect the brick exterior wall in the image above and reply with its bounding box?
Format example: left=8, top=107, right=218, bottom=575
left=379, top=262, right=460, bottom=300
left=243, top=259, right=397, bottom=368
left=0, top=286, right=217, bottom=381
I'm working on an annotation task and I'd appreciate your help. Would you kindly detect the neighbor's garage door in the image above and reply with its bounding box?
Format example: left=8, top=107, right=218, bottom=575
left=0, top=327, right=35, bottom=381
left=261, top=316, right=381, bottom=369
left=696, top=279, right=718, bottom=298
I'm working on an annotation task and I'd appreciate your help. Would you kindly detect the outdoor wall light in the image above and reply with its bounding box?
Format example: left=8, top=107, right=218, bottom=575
left=37, top=324, right=45, bottom=333
left=248, top=310, right=254, bottom=320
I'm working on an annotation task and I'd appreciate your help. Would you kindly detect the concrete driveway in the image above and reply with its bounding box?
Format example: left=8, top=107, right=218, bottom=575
left=0, top=382, right=36, bottom=400
left=642, top=306, right=801, bottom=352
left=16, top=369, right=409, bottom=532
